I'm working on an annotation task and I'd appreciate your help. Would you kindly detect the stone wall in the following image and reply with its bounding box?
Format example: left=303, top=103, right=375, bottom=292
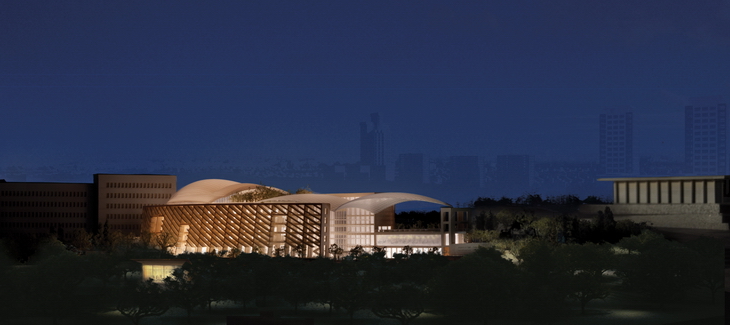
left=609, top=204, right=728, bottom=230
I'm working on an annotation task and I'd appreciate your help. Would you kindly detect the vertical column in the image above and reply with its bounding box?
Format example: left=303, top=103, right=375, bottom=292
left=613, top=182, right=620, bottom=204
left=649, top=181, right=659, bottom=203
left=628, top=182, right=638, bottom=203
left=694, top=180, right=706, bottom=204
left=639, top=182, right=649, bottom=203
left=671, top=181, right=682, bottom=203
left=683, top=181, right=694, bottom=203
left=660, top=181, right=669, bottom=203
left=707, top=180, right=717, bottom=204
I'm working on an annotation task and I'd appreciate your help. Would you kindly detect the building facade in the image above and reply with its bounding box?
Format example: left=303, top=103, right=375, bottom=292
left=142, top=179, right=454, bottom=257
left=0, top=174, right=176, bottom=239
left=0, top=181, right=94, bottom=240
left=599, top=175, right=730, bottom=230
left=685, top=102, right=727, bottom=175
left=599, top=111, right=634, bottom=175
left=95, top=174, right=176, bottom=233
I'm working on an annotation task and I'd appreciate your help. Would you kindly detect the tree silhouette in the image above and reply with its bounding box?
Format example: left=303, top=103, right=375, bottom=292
left=116, top=279, right=169, bottom=325
left=561, top=243, right=614, bottom=314
left=371, top=283, right=426, bottom=325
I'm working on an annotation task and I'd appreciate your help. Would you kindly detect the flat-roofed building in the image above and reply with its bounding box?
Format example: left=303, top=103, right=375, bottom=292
left=0, top=174, right=176, bottom=239
left=0, top=181, right=94, bottom=240
left=598, top=175, right=730, bottom=230
left=95, top=174, right=176, bottom=234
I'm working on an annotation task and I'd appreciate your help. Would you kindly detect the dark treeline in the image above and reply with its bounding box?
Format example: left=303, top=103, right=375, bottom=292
left=394, top=210, right=440, bottom=229
left=473, top=193, right=611, bottom=207
left=469, top=207, right=650, bottom=245
left=0, top=230, right=723, bottom=325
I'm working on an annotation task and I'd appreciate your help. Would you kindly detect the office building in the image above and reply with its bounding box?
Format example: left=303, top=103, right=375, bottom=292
left=0, top=174, right=176, bottom=239
left=685, top=100, right=727, bottom=175
left=599, top=111, right=634, bottom=175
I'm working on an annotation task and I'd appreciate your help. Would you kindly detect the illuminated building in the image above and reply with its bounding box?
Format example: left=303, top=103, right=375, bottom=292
left=142, top=179, right=458, bottom=257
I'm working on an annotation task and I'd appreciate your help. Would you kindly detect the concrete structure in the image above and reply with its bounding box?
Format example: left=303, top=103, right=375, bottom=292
left=599, top=175, right=730, bottom=230
left=440, top=207, right=470, bottom=255
left=599, top=111, right=633, bottom=175
left=142, top=179, right=454, bottom=257
left=685, top=101, right=727, bottom=175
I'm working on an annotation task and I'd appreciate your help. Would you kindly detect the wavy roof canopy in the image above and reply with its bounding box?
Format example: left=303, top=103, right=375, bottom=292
left=259, top=194, right=351, bottom=210
left=337, top=192, right=450, bottom=213
left=166, top=179, right=285, bottom=205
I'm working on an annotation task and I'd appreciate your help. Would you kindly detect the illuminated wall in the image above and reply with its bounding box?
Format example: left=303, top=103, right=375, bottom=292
left=96, top=174, right=176, bottom=234
left=143, top=203, right=327, bottom=257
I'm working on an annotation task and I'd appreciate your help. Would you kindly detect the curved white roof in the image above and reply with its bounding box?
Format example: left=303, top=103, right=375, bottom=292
left=337, top=192, right=450, bottom=213
left=166, top=179, right=285, bottom=205
left=259, top=194, right=351, bottom=210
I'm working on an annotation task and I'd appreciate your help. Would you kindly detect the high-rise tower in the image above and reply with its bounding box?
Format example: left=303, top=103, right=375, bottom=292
left=685, top=100, right=727, bottom=175
left=360, top=113, right=384, bottom=166
left=599, top=112, right=634, bottom=175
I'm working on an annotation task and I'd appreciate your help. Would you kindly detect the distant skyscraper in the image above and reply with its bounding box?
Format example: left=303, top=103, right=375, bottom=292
left=360, top=113, right=384, bottom=166
left=599, top=111, right=633, bottom=175
left=685, top=100, right=727, bottom=175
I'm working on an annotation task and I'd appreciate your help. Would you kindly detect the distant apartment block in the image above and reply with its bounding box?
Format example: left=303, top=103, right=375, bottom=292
left=685, top=101, right=727, bottom=175
left=599, top=112, right=633, bottom=175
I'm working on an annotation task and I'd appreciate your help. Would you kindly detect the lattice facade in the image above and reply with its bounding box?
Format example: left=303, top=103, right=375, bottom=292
left=143, top=203, right=328, bottom=257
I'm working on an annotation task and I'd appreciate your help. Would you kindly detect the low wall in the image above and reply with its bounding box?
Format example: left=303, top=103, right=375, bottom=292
left=608, top=204, right=729, bottom=230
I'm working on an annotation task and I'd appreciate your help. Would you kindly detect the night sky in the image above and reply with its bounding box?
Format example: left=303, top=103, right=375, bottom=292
left=2, top=1, right=729, bottom=202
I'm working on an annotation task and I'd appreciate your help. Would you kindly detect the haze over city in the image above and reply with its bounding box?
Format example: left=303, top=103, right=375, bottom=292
left=2, top=1, right=729, bottom=205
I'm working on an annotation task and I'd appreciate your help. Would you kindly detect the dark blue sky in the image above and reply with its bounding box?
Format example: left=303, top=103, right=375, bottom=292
left=2, top=1, right=729, bottom=181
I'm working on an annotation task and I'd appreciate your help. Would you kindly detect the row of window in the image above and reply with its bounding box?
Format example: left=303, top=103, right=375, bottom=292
left=692, top=131, right=717, bottom=136
left=0, top=201, right=87, bottom=208
left=690, top=106, right=725, bottom=111
left=0, top=212, right=87, bottom=218
left=107, top=214, right=142, bottom=220
left=693, top=161, right=719, bottom=166
left=105, top=182, right=173, bottom=189
left=105, top=193, right=172, bottom=199
left=110, top=224, right=141, bottom=230
left=694, top=149, right=718, bottom=154
left=1, top=191, right=88, bottom=197
left=1, top=222, right=85, bottom=229
left=105, top=203, right=150, bottom=209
